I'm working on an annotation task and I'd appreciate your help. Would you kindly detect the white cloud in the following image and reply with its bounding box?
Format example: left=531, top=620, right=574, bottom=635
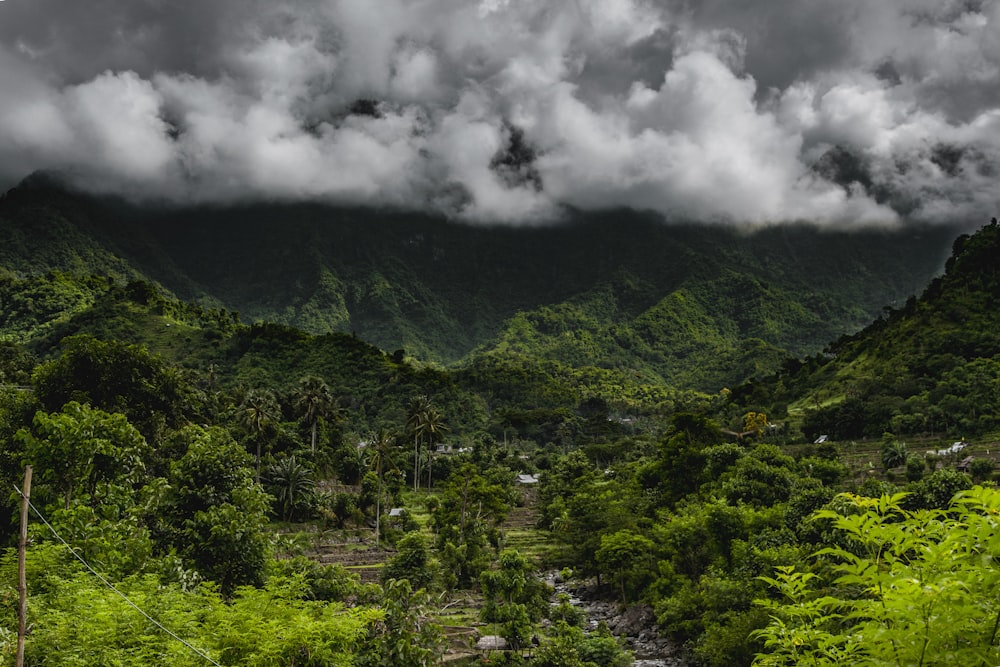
left=0, top=0, right=997, bottom=225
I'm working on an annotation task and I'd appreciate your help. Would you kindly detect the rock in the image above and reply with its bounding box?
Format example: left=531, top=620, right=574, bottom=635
left=544, top=572, right=692, bottom=667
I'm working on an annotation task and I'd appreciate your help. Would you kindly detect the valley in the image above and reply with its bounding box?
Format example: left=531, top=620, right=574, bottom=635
left=2, top=178, right=1000, bottom=666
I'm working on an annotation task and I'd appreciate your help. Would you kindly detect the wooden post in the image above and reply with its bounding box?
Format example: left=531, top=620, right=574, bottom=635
left=17, top=465, right=32, bottom=667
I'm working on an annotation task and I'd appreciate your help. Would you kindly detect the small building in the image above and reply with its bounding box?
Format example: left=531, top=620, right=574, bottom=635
left=935, top=441, right=968, bottom=457
left=814, top=435, right=829, bottom=444
left=388, top=508, right=406, bottom=518
left=435, top=444, right=473, bottom=454
left=475, top=636, right=509, bottom=652
left=957, top=456, right=975, bottom=473
left=516, top=474, right=539, bottom=485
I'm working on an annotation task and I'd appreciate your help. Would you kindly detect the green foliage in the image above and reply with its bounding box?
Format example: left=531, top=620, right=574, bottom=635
left=798, top=457, right=847, bottom=488
left=905, top=455, right=925, bottom=482
left=880, top=440, right=908, bottom=471
left=18, top=401, right=149, bottom=510
left=4, top=179, right=958, bottom=397
left=0, top=544, right=378, bottom=667
left=31, top=334, right=194, bottom=442
left=432, top=463, right=514, bottom=587
left=757, top=221, right=1000, bottom=441
left=158, top=425, right=271, bottom=595
left=382, top=532, right=435, bottom=590
left=480, top=548, right=550, bottom=650
left=756, top=487, right=1000, bottom=666
left=596, top=529, right=655, bottom=604
left=357, top=578, right=446, bottom=667
left=533, top=621, right=632, bottom=667
left=295, top=375, right=337, bottom=453
left=720, top=456, right=796, bottom=507
left=265, top=455, right=316, bottom=521
left=3, top=183, right=996, bottom=667
left=642, top=413, right=722, bottom=508
left=539, top=453, right=637, bottom=582
left=906, top=468, right=972, bottom=511
left=970, top=457, right=995, bottom=482
left=0, top=270, right=110, bottom=344
left=267, top=556, right=361, bottom=602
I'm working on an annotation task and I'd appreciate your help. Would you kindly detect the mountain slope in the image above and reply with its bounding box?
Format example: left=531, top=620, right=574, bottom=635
left=0, top=175, right=961, bottom=390
left=735, top=219, right=1000, bottom=437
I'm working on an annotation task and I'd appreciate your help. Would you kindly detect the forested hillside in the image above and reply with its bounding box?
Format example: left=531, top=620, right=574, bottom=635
left=4, top=178, right=1000, bottom=667
left=737, top=218, right=1000, bottom=440
left=0, top=174, right=960, bottom=390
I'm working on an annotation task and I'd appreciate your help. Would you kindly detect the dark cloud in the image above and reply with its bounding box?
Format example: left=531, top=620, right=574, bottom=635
left=0, top=0, right=997, bottom=225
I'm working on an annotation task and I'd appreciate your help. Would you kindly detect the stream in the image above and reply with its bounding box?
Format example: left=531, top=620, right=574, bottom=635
left=545, top=573, right=691, bottom=667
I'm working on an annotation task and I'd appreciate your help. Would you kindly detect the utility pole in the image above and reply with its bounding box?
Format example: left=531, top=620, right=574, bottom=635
left=17, top=465, right=32, bottom=667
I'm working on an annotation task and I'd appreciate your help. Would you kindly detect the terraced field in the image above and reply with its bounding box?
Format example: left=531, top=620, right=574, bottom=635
left=276, top=488, right=557, bottom=662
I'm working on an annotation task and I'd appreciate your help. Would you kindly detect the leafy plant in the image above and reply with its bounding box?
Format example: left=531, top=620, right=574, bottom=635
left=755, top=487, right=1000, bottom=666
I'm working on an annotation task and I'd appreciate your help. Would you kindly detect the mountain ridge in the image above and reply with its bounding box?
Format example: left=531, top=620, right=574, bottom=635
left=733, top=218, right=1000, bottom=437
left=0, top=175, right=963, bottom=390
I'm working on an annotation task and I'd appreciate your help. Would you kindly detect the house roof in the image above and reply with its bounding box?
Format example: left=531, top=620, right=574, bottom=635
left=475, top=636, right=509, bottom=651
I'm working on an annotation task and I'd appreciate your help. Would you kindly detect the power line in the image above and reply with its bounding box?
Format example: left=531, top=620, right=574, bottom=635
left=13, top=485, right=222, bottom=667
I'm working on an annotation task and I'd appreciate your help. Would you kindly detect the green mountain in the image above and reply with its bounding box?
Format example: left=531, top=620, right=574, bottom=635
left=734, top=219, right=1000, bottom=438
left=0, top=174, right=961, bottom=390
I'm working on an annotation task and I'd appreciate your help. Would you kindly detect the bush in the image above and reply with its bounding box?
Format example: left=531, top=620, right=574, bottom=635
left=905, top=456, right=925, bottom=482
left=970, top=457, right=995, bottom=482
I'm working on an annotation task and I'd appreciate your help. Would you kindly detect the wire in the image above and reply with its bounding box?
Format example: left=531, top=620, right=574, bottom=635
left=14, top=485, right=223, bottom=667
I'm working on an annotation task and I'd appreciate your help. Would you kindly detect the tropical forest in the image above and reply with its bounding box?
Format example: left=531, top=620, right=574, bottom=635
left=3, top=178, right=1000, bottom=667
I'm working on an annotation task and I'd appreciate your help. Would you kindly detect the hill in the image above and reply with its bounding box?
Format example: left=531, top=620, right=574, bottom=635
left=0, top=174, right=961, bottom=390
left=734, top=218, right=1000, bottom=439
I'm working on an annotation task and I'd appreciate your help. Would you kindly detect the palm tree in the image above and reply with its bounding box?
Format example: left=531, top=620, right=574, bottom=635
left=294, top=376, right=335, bottom=453
left=267, top=455, right=315, bottom=522
left=237, top=387, right=278, bottom=483
left=370, top=428, right=395, bottom=548
left=406, top=395, right=433, bottom=492
left=422, top=407, right=449, bottom=490
left=881, top=440, right=909, bottom=471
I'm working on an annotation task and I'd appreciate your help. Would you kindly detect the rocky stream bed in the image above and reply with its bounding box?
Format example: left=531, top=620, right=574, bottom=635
left=545, top=573, right=691, bottom=667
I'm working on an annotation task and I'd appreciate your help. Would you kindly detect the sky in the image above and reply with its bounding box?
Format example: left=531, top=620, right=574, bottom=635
left=0, top=0, right=998, bottom=225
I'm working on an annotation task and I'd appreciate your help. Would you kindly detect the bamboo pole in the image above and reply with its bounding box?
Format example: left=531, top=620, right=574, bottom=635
left=17, top=465, right=32, bottom=667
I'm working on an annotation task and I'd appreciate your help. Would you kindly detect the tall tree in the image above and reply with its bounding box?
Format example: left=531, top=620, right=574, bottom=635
left=422, top=407, right=449, bottom=490
left=161, top=425, right=271, bottom=595
left=406, top=395, right=433, bottom=492
left=18, top=401, right=148, bottom=510
left=236, top=387, right=278, bottom=483
left=294, top=375, right=335, bottom=453
left=480, top=548, right=549, bottom=651
left=370, top=428, right=395, bottom=548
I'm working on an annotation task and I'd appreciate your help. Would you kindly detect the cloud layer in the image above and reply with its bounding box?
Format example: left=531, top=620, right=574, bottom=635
left=1, top=0, right=998, bottom=225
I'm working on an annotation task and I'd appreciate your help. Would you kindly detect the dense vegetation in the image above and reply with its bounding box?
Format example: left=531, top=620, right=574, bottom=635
left=0, top=174, right=958, bottom=390
left=3, top=178, right=1000, bottom=667
left=737, top=219, right=1000, bottom=441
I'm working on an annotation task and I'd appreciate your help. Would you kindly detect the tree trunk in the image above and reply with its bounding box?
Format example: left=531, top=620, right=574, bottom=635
left=413, top=435, right=420, bottom=492
left=376, top=462, right=383, bottom=549
left=427, top=450, right=433, bottom=490
left=17, top=466, right=31, bottom=667
left=256, top=438, right=262, bottom=484
left=310, top=420, right=318, bottom=453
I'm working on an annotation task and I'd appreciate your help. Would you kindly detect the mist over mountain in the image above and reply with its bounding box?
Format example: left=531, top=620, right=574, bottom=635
left=0, top=176, right=961, bottom=390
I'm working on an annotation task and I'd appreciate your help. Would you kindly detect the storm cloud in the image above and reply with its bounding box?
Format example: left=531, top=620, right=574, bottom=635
left=0, top=0, right=998, bottom=224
